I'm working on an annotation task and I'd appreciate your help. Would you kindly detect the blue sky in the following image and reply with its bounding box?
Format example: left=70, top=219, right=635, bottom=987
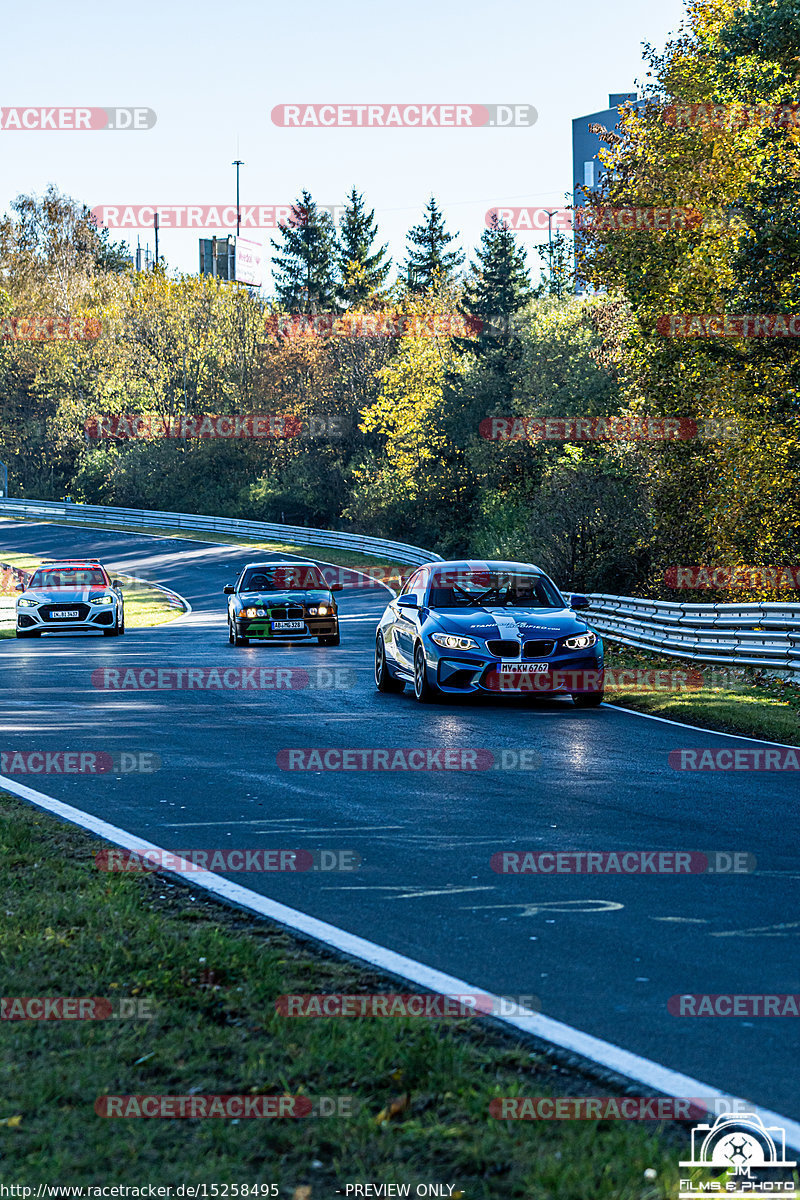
left=2, top=0, right=687, bottom=289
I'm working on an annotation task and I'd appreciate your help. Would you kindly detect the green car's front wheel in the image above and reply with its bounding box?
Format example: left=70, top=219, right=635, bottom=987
left=229, top=617, right=249, bottom=646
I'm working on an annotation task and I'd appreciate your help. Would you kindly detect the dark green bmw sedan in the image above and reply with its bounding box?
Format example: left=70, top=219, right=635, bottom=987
left=224, top=561, right=342, bottom=646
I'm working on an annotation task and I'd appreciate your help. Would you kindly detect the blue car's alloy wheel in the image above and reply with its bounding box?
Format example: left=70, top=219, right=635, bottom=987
left=375, top=632, right=404, bottom=693
left=413, top=642, right=438, bottom=703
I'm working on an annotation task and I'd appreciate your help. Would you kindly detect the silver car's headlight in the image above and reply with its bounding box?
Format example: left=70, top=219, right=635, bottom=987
left=563, top=631, right=597, bottom=650
left=17, top=598, right=37, bottom=608
left=430, top=633, right=480, bottom=651
left=90, top=595, right=115, bottom=606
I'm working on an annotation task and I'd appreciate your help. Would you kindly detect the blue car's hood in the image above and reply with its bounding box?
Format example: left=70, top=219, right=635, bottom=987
left=428, top=606, right=590, bottom=639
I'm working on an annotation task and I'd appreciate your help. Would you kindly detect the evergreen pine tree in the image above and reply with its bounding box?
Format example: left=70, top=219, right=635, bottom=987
left=337, top=188, right=391, bottom=306
left=402, top=196, right=464, bottom=291
left=270, top=190, right=338, bottom=311
left=460, top=214, right=531, bottom=397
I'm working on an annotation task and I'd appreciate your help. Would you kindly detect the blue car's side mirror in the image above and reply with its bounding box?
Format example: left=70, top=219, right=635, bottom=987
left=570, top=594, right=590, bottom=609
left=223, top=584, right=235, bottom=595
left=396, top=595, right=418, bottom=609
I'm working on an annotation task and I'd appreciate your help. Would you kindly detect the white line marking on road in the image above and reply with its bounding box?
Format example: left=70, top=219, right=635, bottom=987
left=711, top=920, right=800, bottom=938
left=324, top=885, right=495, bottom=899
left=651, top=917, right=710, bottom=924
left=2, top=773, right=800, bottom=1148
left=603, top=703, right=800, bottom=749
left=467, top=899, right=624, bottom=917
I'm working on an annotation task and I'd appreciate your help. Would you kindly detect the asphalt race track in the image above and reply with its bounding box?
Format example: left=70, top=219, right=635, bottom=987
left=2, top=517, right=798, bottom=1119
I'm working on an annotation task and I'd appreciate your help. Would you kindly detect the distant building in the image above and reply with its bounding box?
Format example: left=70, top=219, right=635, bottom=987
left=572, top=92, right=643, bottom=291
left=199, top=236, right=236, bottom=280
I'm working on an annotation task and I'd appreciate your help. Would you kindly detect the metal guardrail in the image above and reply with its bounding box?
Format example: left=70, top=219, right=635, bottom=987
left=582, top=593, right=800, bottom=679
left=0, top=499, right=442, bottom=566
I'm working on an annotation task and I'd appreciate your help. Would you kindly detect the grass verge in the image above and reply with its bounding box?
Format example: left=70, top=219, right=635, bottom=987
left=0, top=791, right=693, bottom=1197
left=603, top=642, right=800, bottom=745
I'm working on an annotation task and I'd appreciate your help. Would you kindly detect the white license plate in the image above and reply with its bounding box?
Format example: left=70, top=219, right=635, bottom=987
left=499, top=662, right=549, bottom=673
left=52, top=610, right=80, bottom=619
left=271, top=620, right=305, bottom=631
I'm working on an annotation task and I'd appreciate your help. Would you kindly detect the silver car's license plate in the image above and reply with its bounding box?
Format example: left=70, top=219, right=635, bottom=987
left=271, top=620, right=305, bottom=631
left=499, top=662, right=549, bottom=673
left=52, top=610, right=80, bottom=619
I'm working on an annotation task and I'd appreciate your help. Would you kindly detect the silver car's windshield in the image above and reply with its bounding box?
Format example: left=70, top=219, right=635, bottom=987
left=30, top=567, right=107, bottom=589
left=428, top=570, right=563, bottom=609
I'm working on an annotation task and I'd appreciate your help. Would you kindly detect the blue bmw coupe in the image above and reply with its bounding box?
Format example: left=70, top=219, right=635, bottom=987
left=374, top=560, right=604, bottom=705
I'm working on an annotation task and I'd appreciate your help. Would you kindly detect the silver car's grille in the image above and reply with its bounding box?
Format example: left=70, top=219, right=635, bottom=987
left=41, top=603, right=91, bottom=621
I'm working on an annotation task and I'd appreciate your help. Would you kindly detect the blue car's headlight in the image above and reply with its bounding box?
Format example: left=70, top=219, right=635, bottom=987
left=563, top=631, right=597, bottom=650
left=430, top=633, right=480, bottom=651
left=90, top=595, right=115, bottom=606
left=17, top=598, right=37, bottom=608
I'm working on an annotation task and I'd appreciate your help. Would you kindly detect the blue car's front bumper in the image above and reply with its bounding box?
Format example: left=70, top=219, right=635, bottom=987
left=425, top=644, right=604, bottom=696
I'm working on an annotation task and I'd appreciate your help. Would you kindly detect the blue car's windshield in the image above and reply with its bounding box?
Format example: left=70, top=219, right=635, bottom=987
left=428, top=570, right=563, bottom=609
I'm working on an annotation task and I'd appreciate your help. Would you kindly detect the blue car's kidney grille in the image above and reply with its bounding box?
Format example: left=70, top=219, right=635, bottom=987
left=268, top=605, right=304, bottom=620
left=486, top=639, right=519, bottom=657
left=522, top=639, right=556, bottom=658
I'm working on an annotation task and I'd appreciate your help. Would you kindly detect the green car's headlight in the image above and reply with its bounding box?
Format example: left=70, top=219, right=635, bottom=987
left=430, top=633, right=479, bottom=651
left=90, top=595, right=115, bottom=606
left=17, top=598, right=37, bottom=608
left=244, top=607, right=258, bottom=618
left=563, top=631, right=597, bottom=650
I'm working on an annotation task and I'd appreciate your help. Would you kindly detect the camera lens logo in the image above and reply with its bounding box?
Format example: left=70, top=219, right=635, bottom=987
left=679, top=1111, right=796, bottom=1198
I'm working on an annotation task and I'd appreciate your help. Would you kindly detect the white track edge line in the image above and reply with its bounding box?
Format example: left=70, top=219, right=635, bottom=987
left=602, top=702, right=800, bottom=749
left=2, top=773, right=799, bottom=1150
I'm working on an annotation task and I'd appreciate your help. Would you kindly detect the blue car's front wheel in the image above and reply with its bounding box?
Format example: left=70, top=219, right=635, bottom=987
left=375, top=632, right=405, bottom=693
left=413, top=642, right=439, bottom=703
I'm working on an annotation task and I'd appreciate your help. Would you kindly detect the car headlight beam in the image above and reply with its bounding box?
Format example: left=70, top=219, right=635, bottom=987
left=430, top=633, right=480, bottom=651
left=563, top=631, right=597, bottom=650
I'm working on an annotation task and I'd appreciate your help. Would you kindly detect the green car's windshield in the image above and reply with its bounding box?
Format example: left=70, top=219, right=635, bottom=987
left=239, top=565, right=324, bottom=592
left=428, top=570, right=563, bottom=609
